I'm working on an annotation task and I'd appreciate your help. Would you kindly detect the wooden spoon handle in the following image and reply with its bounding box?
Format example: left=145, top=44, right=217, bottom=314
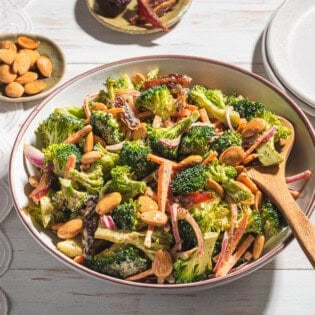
left=272, top=189, right=315, bottom=268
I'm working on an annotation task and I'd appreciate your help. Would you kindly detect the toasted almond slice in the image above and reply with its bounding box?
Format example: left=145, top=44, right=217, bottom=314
left=12, top=51, right=31, bottom=75
left=0, top=64, right=17, bottom=83
left=17, top=36, right=39, bottom=50
left=0, top=49, right=17, bottom=64
left=152, top=249, right=173, bottom=283
left=24, top=80, right=47, bottom=95
left=15, top=71, right=38, bottom=85
left=36, top=55, right=52, bottom=77
left=252, top=234, right=265, bottom=260
left=5, top=81, right=24, bottom=98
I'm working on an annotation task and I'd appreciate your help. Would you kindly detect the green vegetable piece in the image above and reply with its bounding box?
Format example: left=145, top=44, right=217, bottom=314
left=173, top=231, right=219, bottom=283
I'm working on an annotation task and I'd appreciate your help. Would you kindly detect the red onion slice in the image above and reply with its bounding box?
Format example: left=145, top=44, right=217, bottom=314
left=100, top=215, right=116, bottom=230
left=225, top=106, right=234, bottom=131
left=23, top=144, right=46, bottom=169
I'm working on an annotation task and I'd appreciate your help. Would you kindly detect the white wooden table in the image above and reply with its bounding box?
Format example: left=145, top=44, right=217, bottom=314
left=0, top=1, right=314, bottom=314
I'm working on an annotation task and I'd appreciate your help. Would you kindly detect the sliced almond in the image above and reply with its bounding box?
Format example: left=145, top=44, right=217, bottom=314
left=24, top=80, right=47, bottom=95
left=17, top=36, right=39, bottom=50
left=0, top=40, right=17, bottom=52
left=0, top=49, right=17, bottom=64
left=241, top=118, right=266, bottom=138
left=57, top=218, right=83, bottom=239
left=140, top=210, right=168, bottom=227
left=5, top=82, right=24, bottom=98
left=15, top=71, right=38, bottom=85
left=152, top=249, right=173, bottom=283
left=12, top=51, right=31, bottom=75
left=219, top=145, right=245, bottom=166
left=83, top=131, right=94, bottom=153
left=36, top=55, right=53, bottom=77
left=0, top=64, right=17, bottom=83
left=95, top=192, right=122, bottom=215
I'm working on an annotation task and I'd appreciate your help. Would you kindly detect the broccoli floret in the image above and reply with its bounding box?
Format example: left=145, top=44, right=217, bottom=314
left=84, top=243, right=150, bottom=279
left=135, top=85, right=177, bottom=120
left=205, top=159, right=253, bottom=203
left=54, top=106, right=86, bottom=119
left=96, top=73, right=134, bottom=102
left=111, top=199, right=144, bottom=231
left=94, top=142, right=119, bottom=178
left=69, top=164, right=104, bottom=194
left=229, top=97, right=291, bottom=141
left=90, top=111, right=125, bottom=145
left=211, top=129, right=243, bottom=154
left=241, top=205, right=263, bottom=235
left=173, top=231, right=219, bottom=283
left=205, top=89, right=226, bottom=109
left=189, top=85, right=240, bottom=127
left=94, top=227, right=173, bottom=261
left=42, top=143, right=82, bottom=177
left=256, top=136, right=284, bottom=166
left=178, top=219, right=198, bottom=251
left=104, top=165, right=146, bottom=201
left=147, top=110, right=200, bottom=160
left=261, top=201, right=287, bottom=240
left=179, top=125, right=215, bottom=157
left=230, top=97, right=265, bottom=121
left=27, top=193, right=70, bottom=228
left=56, top=178, right=90, bottom=212
left=190, top=198, right=230, bottom=233
left=118, top=140, right=157, bottom=179
left=171, top=164, right=207, bottom=195
left=36, top=112, right=84, bottom=147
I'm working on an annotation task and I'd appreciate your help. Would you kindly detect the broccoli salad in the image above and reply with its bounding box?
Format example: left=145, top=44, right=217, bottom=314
left=24, top=68, right=298, bottom=284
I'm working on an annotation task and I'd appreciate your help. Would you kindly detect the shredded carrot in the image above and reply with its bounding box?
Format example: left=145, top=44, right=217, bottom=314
left=147, top=153, right=176, bottom=165
left=198, top=108, right=211, bottom=124
left=202, top=151, right=218, bottom=165
left=103, top=108, right=125, bottom=114
left=91, top=102, right=108, bottom=111
left=289, top=189, right=300, bottom=199
left=242, top=153, right=259, bottom=165
left=237, top=173, right=258, bottom=193
left=64, top=154, right=76, bottom=179
left=174, top=155, right=203, bottom=170
left=93, top=134, right=106, bottom=147
left=136, top=110, right=153, bottom=119
left=126, top=268, right=153, bottom=281
left=157, top=161, right=173, bottom=213
left=215, top=235, right=255, bottom=277
left=83, top=100, right=91, bottom=124
left=63, top=125, right=92, bottom=144
left=74, top=255, right=85, bottom=264
left=186, top=104, right=198, bottom=111
left=177, top=108, right=192, bottom=118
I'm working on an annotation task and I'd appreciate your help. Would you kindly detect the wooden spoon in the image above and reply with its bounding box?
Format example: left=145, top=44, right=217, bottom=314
left=246, top=116, right=315, bottom=268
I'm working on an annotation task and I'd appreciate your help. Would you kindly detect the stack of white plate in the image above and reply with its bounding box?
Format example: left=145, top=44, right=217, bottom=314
left=262, top=0, right=315, bottom=119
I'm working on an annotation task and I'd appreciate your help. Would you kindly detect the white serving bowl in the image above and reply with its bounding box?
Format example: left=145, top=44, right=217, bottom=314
left=9, top=55, right=315, bottom=291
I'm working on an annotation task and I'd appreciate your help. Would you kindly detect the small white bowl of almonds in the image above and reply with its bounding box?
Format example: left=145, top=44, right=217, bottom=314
left=0, top=33, right=65, bottom=102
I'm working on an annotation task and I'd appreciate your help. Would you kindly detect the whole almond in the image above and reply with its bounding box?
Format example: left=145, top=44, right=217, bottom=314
left=36, top=55, right=53, bottom=77
left=140, top=210, right=168, bottom=227
left=57, top=218, right=83, bottom=239
left=0, top=64, right=17, bottom=83
left=17, top=36, right=39, bottom=50
left=0, top=49, right=17, bottom=64
left=95, top=192, right=122, bottom=215
left=12, top=51, right=31, bottom=75
left=20, top=49, right=40, bottom=67
left=5, top=82, right=24, bottom=98
left=24, top=80, right=47, bottom=95
left=15, top=71, right=38, bottom=85
left=0, top=40, right=17, bottom=52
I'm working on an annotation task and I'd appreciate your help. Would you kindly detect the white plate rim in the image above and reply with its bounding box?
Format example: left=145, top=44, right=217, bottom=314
left=266, top=0, right=315, bottom=108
